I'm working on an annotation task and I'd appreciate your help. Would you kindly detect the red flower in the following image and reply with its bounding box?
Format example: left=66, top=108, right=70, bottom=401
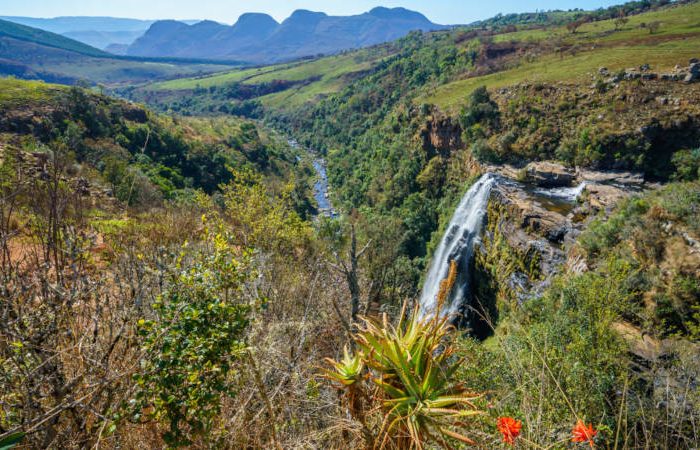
left=497, top=416, right=522, bottom=445
left=571, top=419, right=598, bottom=447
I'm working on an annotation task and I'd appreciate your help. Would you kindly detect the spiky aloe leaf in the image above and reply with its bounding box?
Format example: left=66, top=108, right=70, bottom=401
left=0, top=432, right=25, bottom=450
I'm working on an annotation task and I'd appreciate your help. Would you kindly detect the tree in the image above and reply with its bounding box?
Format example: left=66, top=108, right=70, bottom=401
left=567, top=19, right=583, bottom=33
left=459, top=86, right=501, bottom=142
left=614, top=10, right=629, bottom=30
left=320, top=217, right=373, bottom=331
left=648, top=21, right=661, bottom=34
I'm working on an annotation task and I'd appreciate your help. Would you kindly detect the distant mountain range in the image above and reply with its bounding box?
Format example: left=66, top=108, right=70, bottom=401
left=0, top=18, right=238, bottom=86
left=0, top=16, right=198, bottom=49
left=127, top=8, right=446, bottom=63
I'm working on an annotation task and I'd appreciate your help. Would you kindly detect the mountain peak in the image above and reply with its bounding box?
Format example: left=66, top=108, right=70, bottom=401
left=368, top=7, right=430, bottom=22
left=231, top=13, right=278, bottom=40
left=285, top=10, right=328, bottom=24
left=289, top=10, right=328, bottom=19
left=233, top=13, right=278, bottom=29
left=192, top=20, right=223, bottom=28
left=147, top=20, right=189, bottom=33
left=128, top=7, right=441, bottom=63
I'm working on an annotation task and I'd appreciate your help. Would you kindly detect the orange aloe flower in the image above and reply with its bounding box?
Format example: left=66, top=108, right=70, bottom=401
left=497, top=416, right=522, bottom=445
left=571, top=419, right=598, bottom=447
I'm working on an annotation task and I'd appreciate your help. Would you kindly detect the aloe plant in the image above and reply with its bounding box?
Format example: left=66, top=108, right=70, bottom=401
left=324, top=261, right=482, bottom=449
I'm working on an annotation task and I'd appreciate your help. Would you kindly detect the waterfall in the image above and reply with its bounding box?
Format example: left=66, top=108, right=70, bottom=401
left=419, top=173, right=497, bottom=318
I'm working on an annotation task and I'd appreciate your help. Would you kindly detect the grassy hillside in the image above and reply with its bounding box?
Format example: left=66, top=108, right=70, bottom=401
left=131, top=1, right=700, bottom=114
left=0, top=38, right=236, bottom=86
left=0, top=77, right=66, bottom=107
left=0, top=78, right=309, bottom=204
left=128, top=44, right=396, bottom=111
left=424, top=0, right=700, bottom=110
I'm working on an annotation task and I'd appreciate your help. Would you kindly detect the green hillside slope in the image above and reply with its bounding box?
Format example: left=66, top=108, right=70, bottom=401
left=128, top=45, right=395, bottom=112
left=424, top=0, right=700, bottom=110
left=0, top=18, right=109, bottom=57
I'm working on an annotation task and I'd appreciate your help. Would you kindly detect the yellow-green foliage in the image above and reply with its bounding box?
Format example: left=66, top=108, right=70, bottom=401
left=457, top=260, right=635, bottom=448
left=578, top=182, right=700, bottom=339
left=0, top=77, right=64, bottom=108
left=223, top=168, right=312, bottom=254
left=130, top=218, right=253, bottom=447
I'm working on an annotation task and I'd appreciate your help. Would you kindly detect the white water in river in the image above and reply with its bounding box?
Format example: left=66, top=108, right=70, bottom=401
left=532, top=182, right=587, bottom=201
left=419, top=173, right=497, bottom=318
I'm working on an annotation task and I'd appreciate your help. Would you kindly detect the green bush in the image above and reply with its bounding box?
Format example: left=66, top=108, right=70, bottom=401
left=672, top=148, right=700, bottom=181
left=129, top=220, right=254, bottom=446
left=459, top=86, right=501, bottom=142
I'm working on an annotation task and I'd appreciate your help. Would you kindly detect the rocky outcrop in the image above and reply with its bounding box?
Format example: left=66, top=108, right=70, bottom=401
left=604, top=59, right=700, bottom=84
left=420, top=112, right=463, bottom=157
left=575, top=167, right=644, bottom=185
left=473, top=164, right=649, bottom=308
left=583, top=183, right=630, bottom=211
left=494, top=186, right=573, bottom=244
left=524, top=161, right=575, bottom=187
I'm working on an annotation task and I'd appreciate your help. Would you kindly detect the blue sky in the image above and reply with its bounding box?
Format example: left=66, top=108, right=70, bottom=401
left=1, top=0, right=623, bottom=25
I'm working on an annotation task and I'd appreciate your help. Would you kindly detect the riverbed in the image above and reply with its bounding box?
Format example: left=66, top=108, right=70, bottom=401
left=289, top=138, right=337, bottom=217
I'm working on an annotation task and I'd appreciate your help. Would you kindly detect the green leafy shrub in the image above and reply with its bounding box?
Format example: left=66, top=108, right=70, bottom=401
left=459, top=86, right=500, bottom=142
left=129, top=219, right=254, bottom=447
left=672, top=148, right=700, bottom=181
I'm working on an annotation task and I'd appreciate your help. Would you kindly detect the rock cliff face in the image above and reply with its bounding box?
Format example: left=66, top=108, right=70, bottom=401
left=420, top=112, right=463, bottom=158
left=423, top=77, right=700, bottom=179
left=469, top=162, right=648, bottom=332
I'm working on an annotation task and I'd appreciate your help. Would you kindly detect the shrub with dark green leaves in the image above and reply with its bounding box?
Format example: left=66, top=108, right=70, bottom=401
left=129, top=219, right=254, bottom=447
left=459, top=86, right=501, bottom=142
left=672, top=148, right=700, bottom=181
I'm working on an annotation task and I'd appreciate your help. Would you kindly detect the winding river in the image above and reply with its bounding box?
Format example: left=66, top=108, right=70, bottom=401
left=289, top=139, right=337, bottom=217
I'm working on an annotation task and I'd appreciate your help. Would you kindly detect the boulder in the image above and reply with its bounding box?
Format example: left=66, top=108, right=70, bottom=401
left=525, top=161, right=575, bottom=187
left=584, top=183, right=628, bottom=210
left=575, top=168, right=644, bottom=185
left=121, top=105, right=148, bottom=123
left=494, top=186, right=572, bottom=244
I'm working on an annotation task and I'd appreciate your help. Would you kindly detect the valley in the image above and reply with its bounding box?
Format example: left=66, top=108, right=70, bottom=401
left=1, top=0, right=699, bottom=448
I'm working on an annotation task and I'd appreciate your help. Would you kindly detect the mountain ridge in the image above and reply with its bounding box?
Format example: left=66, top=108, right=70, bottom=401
left=0, top=16, right=199, bottom=49
left=127, top=8, right=446, bottom=63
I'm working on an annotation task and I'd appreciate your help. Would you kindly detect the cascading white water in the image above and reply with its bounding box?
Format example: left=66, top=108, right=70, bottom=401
left=532, top=182, right=588, bottom=201
left=419, top=173, right=497, bottom=318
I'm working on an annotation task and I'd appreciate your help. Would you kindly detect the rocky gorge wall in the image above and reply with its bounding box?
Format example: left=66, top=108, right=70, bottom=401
left=466, top=162, right=648, bottom=337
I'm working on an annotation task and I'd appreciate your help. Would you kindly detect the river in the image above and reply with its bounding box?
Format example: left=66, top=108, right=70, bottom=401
left=289, top=138, right=337, bottom=218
